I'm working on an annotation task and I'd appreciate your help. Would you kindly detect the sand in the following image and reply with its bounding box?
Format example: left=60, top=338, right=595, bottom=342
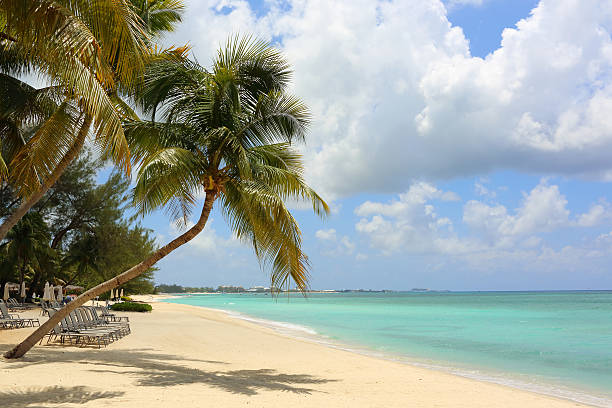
left=0, top=301, right=588, bottom=407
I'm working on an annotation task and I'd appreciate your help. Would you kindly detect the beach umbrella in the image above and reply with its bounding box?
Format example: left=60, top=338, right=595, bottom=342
left=57, top=285, right=63, bottom=301
left=20, top=281, right=26, bottom=299
left=3, top=284, right=8, bottom=301
left=110, top=289, right=114, bottom=299
left=49, top=286, right=55, bottom=301
left=120, top=289, right=124, bottom=298
left=42, top=282, right=49, bottom=301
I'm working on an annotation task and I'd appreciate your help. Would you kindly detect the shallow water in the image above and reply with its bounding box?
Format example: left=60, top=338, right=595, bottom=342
left=165, top=291, right=612, bottom=406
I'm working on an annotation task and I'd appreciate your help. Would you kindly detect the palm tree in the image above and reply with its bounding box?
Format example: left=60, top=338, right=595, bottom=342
left=131, top=0, right=184, bottom=40
left=0, top=0, right=154, bottom=242
left=4, top=36, right=328, bottom=358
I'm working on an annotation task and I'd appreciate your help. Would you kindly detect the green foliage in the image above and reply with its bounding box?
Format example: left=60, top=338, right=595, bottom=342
left=155, top=283, right=184, bottom=293
left=217, top=286, right=246, bottom=293
left=127, top=36, right=329, bottom=292
left=130, top=0, right=184, bottom=38
left=0, top=152, right=157, bottom=295
left=154, top=284, right=246, bottom=293
left=110, top=302, right=152, bottom=312
left=0, top=212, right=56, bottom=290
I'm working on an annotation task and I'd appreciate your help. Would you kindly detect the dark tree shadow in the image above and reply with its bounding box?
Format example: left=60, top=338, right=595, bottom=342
left=1, top=346, right=336, bottom=396
left=0, top=386, right=124, bottom=408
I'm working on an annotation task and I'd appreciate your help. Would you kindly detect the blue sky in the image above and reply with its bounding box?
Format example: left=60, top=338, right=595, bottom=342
left=111, top=0, right=612, bottom=290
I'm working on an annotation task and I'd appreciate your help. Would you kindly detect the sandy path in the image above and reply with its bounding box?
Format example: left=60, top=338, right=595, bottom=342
left=0, top=302, right=588, bottom=407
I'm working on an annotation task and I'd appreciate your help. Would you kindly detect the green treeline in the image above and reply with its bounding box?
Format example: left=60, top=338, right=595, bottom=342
left=0, top=152, right=157, bottom=296
left=155, top=284, right=246, bottom=293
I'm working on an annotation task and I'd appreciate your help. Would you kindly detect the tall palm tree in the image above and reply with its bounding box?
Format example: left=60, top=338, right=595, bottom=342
left=0, top=0, right=154, bottom=242
left=4, top=36, right=328, bottom=359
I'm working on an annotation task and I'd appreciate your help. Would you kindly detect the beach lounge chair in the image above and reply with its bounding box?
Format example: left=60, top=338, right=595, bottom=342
left=83, top=307, right=130, bottom=335
left=8, top=298, right=36, bottom=310
left=43, top=310, right=112, bottom=348
left=0, top=317, right=22, bottom=329
left=97, top=306, right=129, bottom=322
left=59, top=309, right=120, bottom=341
left=7, top=298, right=28, bottom=311
left=0, top=302, right=39, bottom=328
left=68, top=308, right=129, bottom=339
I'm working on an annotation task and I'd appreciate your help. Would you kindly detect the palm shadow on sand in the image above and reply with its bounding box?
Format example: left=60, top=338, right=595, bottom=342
left=1, top=346, right=336, bottom=396
left=0, top=386, right=124, bottom=408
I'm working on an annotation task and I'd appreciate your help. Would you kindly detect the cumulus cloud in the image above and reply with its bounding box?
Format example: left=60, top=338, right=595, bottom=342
left=167, top=0, right=612, bottom=199
left=355, top=182, right=461, bottom=254
left=315, top=228, right=355, bottom=256
left=463, top=180, right=570, bottom=240
left=169, top=218, right=241, bottom=255
left=315, top=228, right=337, bottom=241
left=356, top=180, right=612, bottom=261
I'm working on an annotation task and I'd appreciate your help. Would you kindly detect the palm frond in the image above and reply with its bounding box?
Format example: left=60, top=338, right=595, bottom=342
left=236, top=90, right=311, bottom=148
left=9, top=102, right=81, bottom=197
left=132, top=147, right=204, bottom=219
left=131, top=0, right=184, bottom=37
left=220, top=179, right=310, bottom=292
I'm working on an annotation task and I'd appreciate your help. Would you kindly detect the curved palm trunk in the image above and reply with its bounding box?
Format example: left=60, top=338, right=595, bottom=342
left=0, top=116, right=93, bottom=242
left=4, top=191, right=216, bottom=359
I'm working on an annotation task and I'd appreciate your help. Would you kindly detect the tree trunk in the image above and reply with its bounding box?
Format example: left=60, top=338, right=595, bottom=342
left=0, top=115, right=92, bottom=243
left=4, top=191, right=216, bottom=359
left=50, top=227, right=70, bottom=250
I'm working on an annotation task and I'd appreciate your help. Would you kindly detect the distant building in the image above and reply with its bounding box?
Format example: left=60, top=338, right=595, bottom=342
left=247, top=286, right=269, bottom=293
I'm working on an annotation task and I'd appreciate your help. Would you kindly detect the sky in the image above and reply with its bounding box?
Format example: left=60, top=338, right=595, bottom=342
left=119, top=0, right=612, bottom=290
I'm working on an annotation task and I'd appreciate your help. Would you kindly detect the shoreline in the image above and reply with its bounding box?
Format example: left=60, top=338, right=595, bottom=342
left=157, top=297, right=609, bottom=408
left=219, top=309, right=608, bottom=407
left=1, top=301, right=592, bottom=407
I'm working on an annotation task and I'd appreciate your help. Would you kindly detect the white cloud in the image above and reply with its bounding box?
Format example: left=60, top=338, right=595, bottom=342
left=575, top=202, right=612, bottom=227
left=355, top=182, right=460, bottom=254
left=356, top=180, right=612, bottom=262
left=463, top=180, right=570, bottom=240
left=474, top=178, right=496, bottom=198
left=315, top=228, right=355, bottom=256
left=166, top=0, right=612, bottom=200
left=446, top=0, right=488, bottom=8
left=169, top=218, right=240, bottom=255
left=315, top=228, right=337, bottom=241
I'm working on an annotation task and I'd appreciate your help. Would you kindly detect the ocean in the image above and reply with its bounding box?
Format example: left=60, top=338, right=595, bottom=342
left=165, top=291, right=612, bottom=406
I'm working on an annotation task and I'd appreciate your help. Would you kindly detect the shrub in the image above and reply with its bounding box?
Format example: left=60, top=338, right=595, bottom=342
left=110, top=302, right=152, bottom=312
left=121, top=296, right=133, bottom=301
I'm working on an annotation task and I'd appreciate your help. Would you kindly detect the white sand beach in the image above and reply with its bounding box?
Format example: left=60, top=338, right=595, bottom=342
left=0, top=302, right=587, bottom=407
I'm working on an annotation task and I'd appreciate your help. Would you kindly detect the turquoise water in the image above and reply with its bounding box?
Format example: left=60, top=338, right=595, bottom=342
left=165, top=291, right=612, bottom=406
